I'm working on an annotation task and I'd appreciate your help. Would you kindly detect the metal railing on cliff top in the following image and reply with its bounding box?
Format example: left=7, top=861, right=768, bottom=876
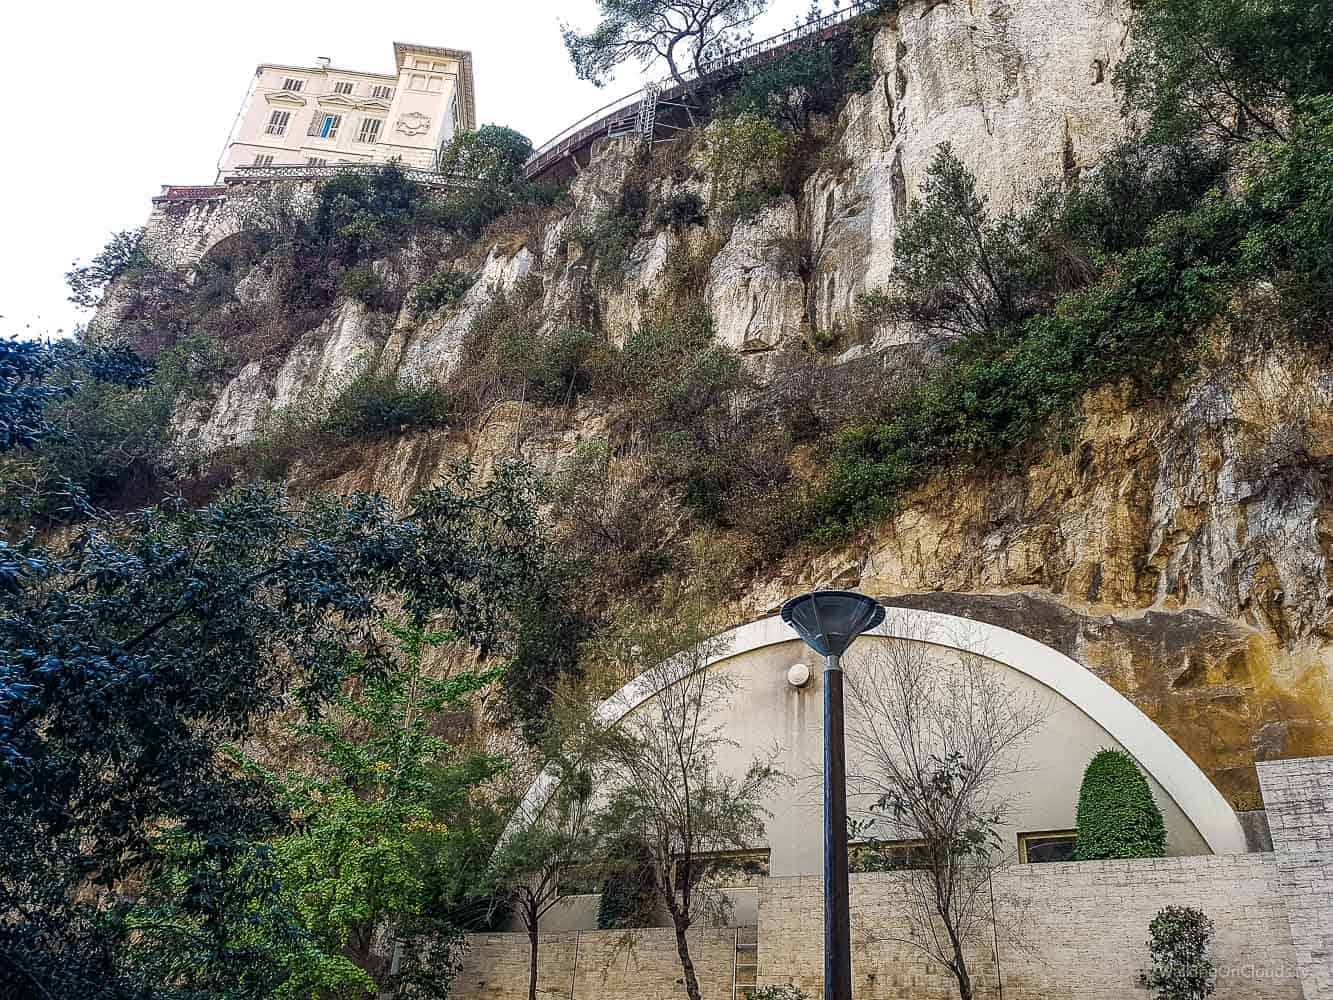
left=523, top=0, right=875, bottom=179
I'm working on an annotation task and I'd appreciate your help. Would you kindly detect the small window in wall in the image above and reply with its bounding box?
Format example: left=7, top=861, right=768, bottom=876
left=848, top=839, right=930, bottom=872
left=253, top=153, right=275, bottom=166
left=265, top=110, right=290, bottom=136
left=371, top=84, right=394, bottom=100
left=333, top=81, right=354, bottom=95
left=281, top=77, right=304, bottom=92
left=357, top=118, right=383, bottom=143
left=306, top=156, right=329, bottom=166
left=1018, top=831, right=1078, bottom=864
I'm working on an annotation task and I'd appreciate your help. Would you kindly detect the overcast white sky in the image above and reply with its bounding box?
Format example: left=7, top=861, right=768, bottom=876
left=0, top=0, right=820, bottom=341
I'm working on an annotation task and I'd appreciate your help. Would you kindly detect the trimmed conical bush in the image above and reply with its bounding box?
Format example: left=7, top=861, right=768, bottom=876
left=1072, top=748, right=1167, bottom=860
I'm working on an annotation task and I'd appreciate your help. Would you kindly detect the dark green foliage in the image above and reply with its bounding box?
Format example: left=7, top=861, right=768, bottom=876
left=868, top=143, right=1066, bottom=338
left=1072, top=749, right=1167, bottom=860
left=0, top=465, right=569, bottom=996
left=1, top=337, right=79, bottom=453
left=728, top=44, right=840, bottom=132
left=438, top=125, right=534, bottom=187
left=336, top=264, right=395, bottom=310
left=410, top=268, right=475, bottom=317
left=654, top=190, right=708, bottom=228
left=283, top=162, right=425, bottom=313
left=596, top=835, right=659, bottom=929
left=1116, top=0, right=1333, bottom=145
left=1141, top=906, right=1216, bottom=1000
left=1, top=338, right=164, bottom=523
left=320, top=371, right=454, bottom=440
left=498, top=327, right=613, bottom=405
left=65, top=228, right=155, bottom=309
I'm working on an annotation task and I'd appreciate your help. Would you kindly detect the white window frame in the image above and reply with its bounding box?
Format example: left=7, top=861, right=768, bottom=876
left=371, top=84, right=394, bottom=100
left=252, top=153, right=275, bottom=166
left=318, top=114, right=341, bottom=140
left=356, top=117, right=383, bottom=144
left=333, top=81, right=354, bottom=95
left=265, top=110, right=290, bottom=136
left=281, top=77, right=304, bottom=92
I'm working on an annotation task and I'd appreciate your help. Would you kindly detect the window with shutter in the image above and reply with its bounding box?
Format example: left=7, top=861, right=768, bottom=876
left=371, top=85, right=394, bottom=100
left=357, top=118, right=383, bottom=144
left=253, top=154, right=275, bottom=166
left=281, top=77, right=304, bottom=92
left=265, top=111, right=290, bottom=136
left=333, top=81, right=354, bottom=95
left=307, top=110, right=323, bottom=136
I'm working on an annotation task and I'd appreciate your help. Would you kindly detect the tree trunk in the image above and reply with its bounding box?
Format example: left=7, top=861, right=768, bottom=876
left=527, top=921, right=540, bottom=1000
left=672, top=917, right=702, bottom=1000
left=949, top=939, right=973, bottom=1000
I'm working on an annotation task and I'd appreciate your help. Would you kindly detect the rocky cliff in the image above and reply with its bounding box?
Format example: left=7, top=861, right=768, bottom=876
left=132, top=0, right=1331, bottom=803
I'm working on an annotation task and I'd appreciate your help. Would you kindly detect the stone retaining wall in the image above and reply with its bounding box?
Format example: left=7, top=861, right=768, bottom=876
left=451, top=926, right=740, bottom=1000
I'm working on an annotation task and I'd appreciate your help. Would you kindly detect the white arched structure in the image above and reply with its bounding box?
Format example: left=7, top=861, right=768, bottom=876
left=508, top=608, right=1249, bottom=857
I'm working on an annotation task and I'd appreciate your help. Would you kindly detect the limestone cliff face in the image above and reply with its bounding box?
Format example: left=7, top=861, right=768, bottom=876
left=153, top=0, right=1329, bottom=801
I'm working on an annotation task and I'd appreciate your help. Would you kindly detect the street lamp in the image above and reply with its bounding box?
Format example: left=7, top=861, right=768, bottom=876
left=780, top=590, right=885, bottom=1000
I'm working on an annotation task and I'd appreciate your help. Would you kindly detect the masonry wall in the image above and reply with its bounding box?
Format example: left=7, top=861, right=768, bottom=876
left=451, top=926, right=740, bottom=1000
left=758, top=857, right=1302, bottom=1000
left=1259, top=757, right=1333, bottom=1000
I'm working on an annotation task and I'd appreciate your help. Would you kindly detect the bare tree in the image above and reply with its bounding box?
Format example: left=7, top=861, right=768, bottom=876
left=592, top=613, right=779, bottom=1000
left=562, top=0, right=770, bottom=124
left=493, top=766, right=599, bottom=1000
left=844, top=616, right=1047, bottom=1000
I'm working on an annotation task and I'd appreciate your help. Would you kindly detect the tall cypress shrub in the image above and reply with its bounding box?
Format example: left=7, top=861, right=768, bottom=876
left=1072, top=748, right=1167, bottom=860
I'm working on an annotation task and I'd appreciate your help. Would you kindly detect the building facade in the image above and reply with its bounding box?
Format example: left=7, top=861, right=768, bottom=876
left=216, top=42, right=476, bottom=178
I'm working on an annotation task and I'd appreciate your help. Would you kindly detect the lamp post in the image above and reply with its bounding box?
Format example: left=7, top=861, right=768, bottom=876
left=780, top=590, right=885, bottom=1000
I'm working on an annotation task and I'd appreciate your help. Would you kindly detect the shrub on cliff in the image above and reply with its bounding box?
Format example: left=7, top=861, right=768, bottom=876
left=438, top=125, right=533, bottom=187
left=1072, top=749, right=1167, bottom=860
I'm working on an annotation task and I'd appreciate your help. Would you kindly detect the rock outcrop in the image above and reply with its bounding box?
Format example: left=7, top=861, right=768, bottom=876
left=129, top=0, right=1331, bottom=802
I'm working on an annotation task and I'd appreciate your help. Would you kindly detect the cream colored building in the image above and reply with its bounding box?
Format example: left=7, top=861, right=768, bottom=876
left=216, top=43, right=476, bottom=178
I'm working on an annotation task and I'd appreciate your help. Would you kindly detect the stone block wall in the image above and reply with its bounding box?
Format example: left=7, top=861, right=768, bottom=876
left=451, top=926, right=740, bottom=1000
left=757, top=857, right=1302, bottom=1000
left=1259, top=757, right=1333, bottom=1000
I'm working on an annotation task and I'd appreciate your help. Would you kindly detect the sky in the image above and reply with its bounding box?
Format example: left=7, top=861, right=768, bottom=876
left=0, top=0, right=822, bottom=341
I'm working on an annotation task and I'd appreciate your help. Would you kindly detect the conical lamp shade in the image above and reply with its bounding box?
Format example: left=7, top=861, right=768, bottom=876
left=780, top=590, right=885, bottom=657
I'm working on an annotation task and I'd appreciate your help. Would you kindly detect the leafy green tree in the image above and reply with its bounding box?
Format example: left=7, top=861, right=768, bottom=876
left=702, top=112, right=794, bottom=213
left=866, top=143, right=1057, bottom=339
left=1117, top=0, right=1333, bottom=146
left=252, top=623, right=509, bottom=998
left=728, top=44, right=838, bottom=131
left=0, top=337, right=149, bottom=455
left=1072, top=749, right=1167, bottom=860
left=437, top=126, right=533, bottom=187
left=562, top=0, right=770, bottom=123
left=1141, top=906, right=1216, bottom=1000
left=0, top=464, right=558, bottom=998
left=65, top=228, right=155, bottom=309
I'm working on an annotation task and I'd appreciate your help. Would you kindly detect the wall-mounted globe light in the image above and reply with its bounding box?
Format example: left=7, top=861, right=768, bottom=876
left=780, top=589, right=884, bottom=1000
